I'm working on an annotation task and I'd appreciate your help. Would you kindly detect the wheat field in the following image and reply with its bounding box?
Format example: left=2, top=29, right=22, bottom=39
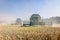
left=0, top=25, right=60, bottom=40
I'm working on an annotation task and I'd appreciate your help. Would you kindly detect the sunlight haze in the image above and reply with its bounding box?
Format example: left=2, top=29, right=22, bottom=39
left=0, top=0, right=60, bottom=24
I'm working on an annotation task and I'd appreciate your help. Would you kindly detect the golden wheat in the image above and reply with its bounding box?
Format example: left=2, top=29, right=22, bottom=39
left=0, top=25, right=60, bottom=40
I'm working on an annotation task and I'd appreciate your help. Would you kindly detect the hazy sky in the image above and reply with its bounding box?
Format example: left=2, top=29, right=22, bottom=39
left=0, top=0, right=60, bottom=24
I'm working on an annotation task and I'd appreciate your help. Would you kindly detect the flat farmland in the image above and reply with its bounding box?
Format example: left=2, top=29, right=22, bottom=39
left=0, top=25, right=60, bottom=40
